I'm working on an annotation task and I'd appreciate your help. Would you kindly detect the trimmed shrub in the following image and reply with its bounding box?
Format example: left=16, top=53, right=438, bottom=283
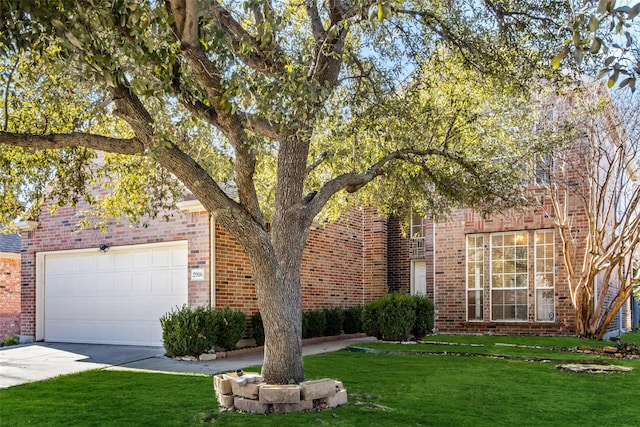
left=214, top=306, right=246, bottom=351
left=2, top=335, right=19, bottom=347
left=323, top=307, right=345, bottom=336
left=377, top=293, right=416, bottom=341
left=251, top=312, right=265, bottom=346
left=363, top=294, right=425, bottom=341
left=302, top=309, right=326, bottom=339
left=362, top=298, right=384, bottom=339
left=160, top=305, right=217, bottom=357
left=342, top=306, right=363, bottom=334
left=412, top=294, right=435, bottom=339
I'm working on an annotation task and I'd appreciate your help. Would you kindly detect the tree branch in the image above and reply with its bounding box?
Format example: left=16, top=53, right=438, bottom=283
left=202, top=1, right=285, bottom=75
left=305, top=0, right=326, bottom=43
left=245, top=114, right=282, bottom=141
left=303, top=148, right=476, bottom=225
left=0, top=131, right=144, bottom=155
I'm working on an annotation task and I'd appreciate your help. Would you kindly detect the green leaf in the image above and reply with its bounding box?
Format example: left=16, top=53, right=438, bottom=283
left=51, top=19, right=66, bottom=31
left=589, top=37, right=602, bottom=54
left=65, top=32, right=83, bottom=49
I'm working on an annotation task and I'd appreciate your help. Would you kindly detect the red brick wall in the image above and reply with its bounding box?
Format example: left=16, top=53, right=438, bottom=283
left=387, top=217, right=410, bottom=293
left=362, top=207, right=387, bottom=301
left=20, top=201, right=387, bottom=341
left=214, top=207, right=386, bottom=316
left=0, top=253, right=21, bottom=337
left=20, top=204, right=211, bottom=338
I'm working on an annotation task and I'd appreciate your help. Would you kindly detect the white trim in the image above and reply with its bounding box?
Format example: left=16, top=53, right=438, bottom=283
left=176, top=199, right=205, bottom=213
left=0, top=252, right=21, bottom=260
left=16, top=220, right=38, bottom=232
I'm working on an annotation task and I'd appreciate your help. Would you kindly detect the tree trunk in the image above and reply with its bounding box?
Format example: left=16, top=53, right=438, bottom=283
left=254, top=265, right=305, bottom=384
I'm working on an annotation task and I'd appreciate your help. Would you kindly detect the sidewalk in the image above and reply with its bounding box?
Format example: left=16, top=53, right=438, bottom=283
left=111, top=336, right=376, bottom=376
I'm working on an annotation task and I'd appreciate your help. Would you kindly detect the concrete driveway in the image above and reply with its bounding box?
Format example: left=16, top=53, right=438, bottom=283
left=0, top=336, right=376, bottom=389
left=0, top=342, right=163, bottom=388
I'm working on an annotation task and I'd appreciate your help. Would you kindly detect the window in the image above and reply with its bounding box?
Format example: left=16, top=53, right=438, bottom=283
left=534, top=153, right=553, bottom=186
left=467, top=235, right=484, bottom=321
left=491, top=232, right=528, bottom=321
left=410, top=213, right=425, bottom=238
left=535, top=230, right=555, bottom=321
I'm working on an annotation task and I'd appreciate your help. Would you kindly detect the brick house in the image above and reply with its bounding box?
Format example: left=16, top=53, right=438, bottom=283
left=0, top=233, right=21, bottom=339
left=387, top=87, right=636, bottom=338
left=14, top=199, right=386, bottom=346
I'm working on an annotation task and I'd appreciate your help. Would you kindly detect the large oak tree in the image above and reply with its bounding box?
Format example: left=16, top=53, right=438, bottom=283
left=1, top=1, right=569, bottom=383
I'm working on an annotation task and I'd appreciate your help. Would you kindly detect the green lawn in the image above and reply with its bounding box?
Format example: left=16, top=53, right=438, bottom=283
left=1, top=334, right=639, bottom=426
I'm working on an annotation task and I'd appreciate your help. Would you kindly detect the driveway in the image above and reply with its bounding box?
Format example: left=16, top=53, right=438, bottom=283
left=0, top=336, right=376, bottom=389
left=0, top=342, right=163, bottom=388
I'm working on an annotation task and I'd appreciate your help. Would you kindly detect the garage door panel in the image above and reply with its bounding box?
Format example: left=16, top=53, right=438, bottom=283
left=95, top=254, right=115, bottom=271
left=78, top=255, right=97, bottom=272
left=114, top=251, right=134, bottom=270
left=43, top=242, right=188, bottom=346
left=152, top=249, right=172, bottom=268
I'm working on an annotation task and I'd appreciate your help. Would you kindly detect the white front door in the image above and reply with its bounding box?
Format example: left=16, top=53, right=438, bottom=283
left=411, top=260, right=427, bottom=295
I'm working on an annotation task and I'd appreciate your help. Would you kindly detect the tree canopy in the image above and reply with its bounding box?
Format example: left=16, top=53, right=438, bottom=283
left=1, top=0, right=576, bottom=383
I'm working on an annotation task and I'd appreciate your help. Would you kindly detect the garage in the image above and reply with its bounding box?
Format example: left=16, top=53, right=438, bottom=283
left=37, top=241, right=188, bottom=346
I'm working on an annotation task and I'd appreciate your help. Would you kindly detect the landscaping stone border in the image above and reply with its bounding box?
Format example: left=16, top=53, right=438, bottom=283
left=214, top=373, right=347, bottom=414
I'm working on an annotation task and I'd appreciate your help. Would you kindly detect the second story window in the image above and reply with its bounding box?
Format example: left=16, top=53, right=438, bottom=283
left=534, top=153, right=553, bottom=186
left=411, top=213, right=425, bottom=238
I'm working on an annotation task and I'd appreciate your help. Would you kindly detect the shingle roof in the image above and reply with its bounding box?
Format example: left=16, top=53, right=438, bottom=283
left=0, top=233, right=21, bottom=253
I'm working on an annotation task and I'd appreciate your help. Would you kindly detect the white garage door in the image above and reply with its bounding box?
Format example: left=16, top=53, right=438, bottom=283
left=42, top=242, right=188, bottom=346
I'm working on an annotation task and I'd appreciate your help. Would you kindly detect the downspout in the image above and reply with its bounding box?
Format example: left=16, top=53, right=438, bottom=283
left=432, top=221, right=437, bottom=333
left=210, top=215, right=216, bottom=309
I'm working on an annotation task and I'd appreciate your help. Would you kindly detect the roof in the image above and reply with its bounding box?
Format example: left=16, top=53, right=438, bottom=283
left=0, top=233, right=21, bottom=253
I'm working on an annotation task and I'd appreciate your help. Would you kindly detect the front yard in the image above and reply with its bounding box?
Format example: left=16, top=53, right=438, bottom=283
left=1, top=333, right=638, bottom=426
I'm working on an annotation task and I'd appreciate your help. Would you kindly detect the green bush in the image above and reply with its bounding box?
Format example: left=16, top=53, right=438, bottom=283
left=251, top=312, right=265, bottom=346
left=302, top=309, right=326, bottom=339
left=362, top=298, right=384, bottom=339
left=214, top=306, right=246, bottom=351
left=412, top=294, right=435, bottom=339
left=2, top=335, right=19, bottom=347
left=342, top=306, right=363, bottom=334
left=364, top=293, right=430, bottom=341
left=160, top=305, right=217, bottom=357
left=323, top=307, right=345, bottom=336
left=378, top=293, right=416, bottom=341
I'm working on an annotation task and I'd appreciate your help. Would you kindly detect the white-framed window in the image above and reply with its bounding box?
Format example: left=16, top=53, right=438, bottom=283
left=466, top=234, right=484, bottom=321
left=535, top=230, right=555, bottom=321
left=534, top=153, right=553, bottom=186
left=490, top=232, right=528, bottom=321
left=410, top=213, right=425, bottom=238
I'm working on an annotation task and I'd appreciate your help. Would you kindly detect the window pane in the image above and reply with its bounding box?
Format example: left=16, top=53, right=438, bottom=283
left=467, top=235, right=484, bottom=320
left=468, top=290, right=483, bottom=321
left=535, top=230, right=555, bottom=322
